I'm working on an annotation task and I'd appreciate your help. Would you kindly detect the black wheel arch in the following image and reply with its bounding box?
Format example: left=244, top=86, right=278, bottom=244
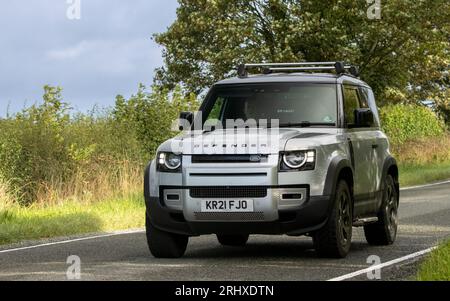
left=323, top=156, right=354, bottom=198
left=323, top=156, right=355, bottom=216
left=382, top=156, right=400, bottom=199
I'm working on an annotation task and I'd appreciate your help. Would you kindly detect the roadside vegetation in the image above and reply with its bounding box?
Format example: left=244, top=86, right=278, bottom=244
left=0, top=196, right=144, bottom=245
left=1, top=88, right=449, bottom=245
left=380, top=105, right=450, bottom=186
left=0, top=85, right=198, bottom=245
left=417, top=240, right=450, bottom=281
left=1, top=0, right=449, bottom=245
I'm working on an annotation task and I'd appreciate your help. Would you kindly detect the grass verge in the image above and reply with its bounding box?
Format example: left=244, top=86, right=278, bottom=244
left=0, top=195, right=145, bottom=245
left=417, top=240, right=450, bottom=281
left=399, top=161, right=450, bottom=187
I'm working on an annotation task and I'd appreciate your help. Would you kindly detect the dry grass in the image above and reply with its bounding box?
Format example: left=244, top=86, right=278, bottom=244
left=392, top=134, right=450, bottom=165
left=0, top=163, right=145, bottom=246
left=392, top=134, right=450, bottom=186
left=0, top=178, right=16, bottom=211
left=32, top=159, right=143, bottom=207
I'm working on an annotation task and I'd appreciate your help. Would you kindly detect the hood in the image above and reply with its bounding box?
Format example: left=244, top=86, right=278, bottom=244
left=160, top=128, right=339, bottom=155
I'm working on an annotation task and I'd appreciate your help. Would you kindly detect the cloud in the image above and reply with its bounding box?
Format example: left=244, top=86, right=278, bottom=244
left=46, top=38, right=161, bottom=75
left=47, top=41, right=90, bottom=60
left=0, top=0, right=179, bottom=116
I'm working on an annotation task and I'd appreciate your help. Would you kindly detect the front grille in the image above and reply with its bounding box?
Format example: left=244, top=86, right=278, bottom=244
left=189, top=186, right=267, bottom=198
left=192, top=155, right=267, bottom=163
left=194, top=212, right=265, bottom=221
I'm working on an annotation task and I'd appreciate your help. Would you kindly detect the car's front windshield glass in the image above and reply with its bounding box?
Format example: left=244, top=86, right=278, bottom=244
left=202, top=83, right=337, bottom=128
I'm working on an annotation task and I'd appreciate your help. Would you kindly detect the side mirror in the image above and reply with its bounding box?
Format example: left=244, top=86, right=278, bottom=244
left=354, top=108, right=374, bottom=128
left=179, top=111, right=194, bottom=131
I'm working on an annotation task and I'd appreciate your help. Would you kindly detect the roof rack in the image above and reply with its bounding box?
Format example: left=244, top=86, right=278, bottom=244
left=237, top=61, right=359, bottom=78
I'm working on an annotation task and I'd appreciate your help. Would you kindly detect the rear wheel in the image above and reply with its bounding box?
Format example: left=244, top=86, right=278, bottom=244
left=146, top=214, right=188, bottom=258
left=364, top=174, right=398, bottom=245
left=313, top=180, right=353, bottom=258
left=217, top=234, right=249, bottom=246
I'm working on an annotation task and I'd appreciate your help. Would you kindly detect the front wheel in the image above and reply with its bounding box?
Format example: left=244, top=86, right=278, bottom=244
left=364, top=174, right=399, bottom=245
left=146, top=214, right=188, bottom=258
left=313, top=180, right=353, bottom=258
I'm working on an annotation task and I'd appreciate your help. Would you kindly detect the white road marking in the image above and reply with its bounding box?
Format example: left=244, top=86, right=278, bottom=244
left=401, top=180, right=450, bottom=191
left=0, top=229, right=145, bottom=254
left=327, top=246, right=437, bottom=281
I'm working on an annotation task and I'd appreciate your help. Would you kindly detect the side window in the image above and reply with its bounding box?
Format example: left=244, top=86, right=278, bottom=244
left=358, top=88, right=369, bottom=109
left=343, top=86, right=360, bottom=126
left=360, top=87, right=381, bottom=128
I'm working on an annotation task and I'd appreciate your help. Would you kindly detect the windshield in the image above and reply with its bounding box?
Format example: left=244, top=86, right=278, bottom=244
left=202, top=83, right=337, bottom=128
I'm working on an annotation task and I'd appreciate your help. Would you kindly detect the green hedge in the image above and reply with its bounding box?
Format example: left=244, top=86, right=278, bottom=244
left=0, top=85, right=198, bottom=205
left=380, top=104, right=445, bottom=145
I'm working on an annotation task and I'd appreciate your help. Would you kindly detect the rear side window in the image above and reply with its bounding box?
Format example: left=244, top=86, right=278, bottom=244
left=343, top=85, right=380, bottom=128
left=358, top=88, right=370, bottom=109
left=359, top=87, right=381, bottom=128
left=343, top=86, right=360, bottom=126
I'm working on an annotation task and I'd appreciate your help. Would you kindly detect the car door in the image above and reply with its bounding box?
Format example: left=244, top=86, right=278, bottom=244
left=359, top=87, right=392, bottom=215
left=359, top=87, right=385, bottom=194
left=342, top=85, right=377, bottom=216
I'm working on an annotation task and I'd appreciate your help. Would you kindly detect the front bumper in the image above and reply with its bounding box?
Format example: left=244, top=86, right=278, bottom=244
left=160, top=184, right=310, bottom=222
left=145, top=152, right=333, bottom=236
left=145, top=188, right=331, bottom=236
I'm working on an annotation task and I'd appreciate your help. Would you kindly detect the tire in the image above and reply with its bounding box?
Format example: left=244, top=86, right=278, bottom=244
left=313, top=180, right=353, bottom=258
left=145, top=214, right=188, bottom=258
left=217, top=234, right=249, bottom=246
left=364, top=174, right=399, bottom=245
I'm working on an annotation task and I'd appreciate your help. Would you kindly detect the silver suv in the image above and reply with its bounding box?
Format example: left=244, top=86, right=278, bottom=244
left=144, top=62, right=399, bottom=258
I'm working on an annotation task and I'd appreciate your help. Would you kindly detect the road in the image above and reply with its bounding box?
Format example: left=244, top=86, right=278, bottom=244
left=0, top=182, right=449, bottom=281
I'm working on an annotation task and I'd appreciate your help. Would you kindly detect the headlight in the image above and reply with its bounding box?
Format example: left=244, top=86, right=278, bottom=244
left=157, top=152, right=182, bottom=172
left=280, top=150, right=315, bottom=171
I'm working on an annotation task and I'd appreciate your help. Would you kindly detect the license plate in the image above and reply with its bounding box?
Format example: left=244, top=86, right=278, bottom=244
left=201, top=199, right=254, bottom=212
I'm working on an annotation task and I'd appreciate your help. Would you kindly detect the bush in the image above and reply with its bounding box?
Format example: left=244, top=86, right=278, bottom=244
left=380, top=104, right=445, bottom=145
left=0, top=84, right=198, bottom=206
left=113, top=84, right=198, bottom=158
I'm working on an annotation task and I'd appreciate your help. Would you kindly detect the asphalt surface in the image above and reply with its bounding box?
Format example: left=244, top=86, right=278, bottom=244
left=0, top=182, right=449, bottom=281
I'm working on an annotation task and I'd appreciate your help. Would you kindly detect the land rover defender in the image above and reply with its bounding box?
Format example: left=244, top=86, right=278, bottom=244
left=144, top=62, right=399, bottom=258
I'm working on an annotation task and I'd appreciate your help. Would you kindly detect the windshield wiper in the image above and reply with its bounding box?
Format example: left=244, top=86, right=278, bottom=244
left=278, top=121, right=336, bottom=128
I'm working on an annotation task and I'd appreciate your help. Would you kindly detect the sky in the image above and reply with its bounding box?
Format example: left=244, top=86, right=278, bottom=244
left=0, top=0, right=179, bottom=116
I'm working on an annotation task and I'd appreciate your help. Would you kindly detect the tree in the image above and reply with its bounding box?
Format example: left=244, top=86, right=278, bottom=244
left=154, top=0, right=449, bottom=106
